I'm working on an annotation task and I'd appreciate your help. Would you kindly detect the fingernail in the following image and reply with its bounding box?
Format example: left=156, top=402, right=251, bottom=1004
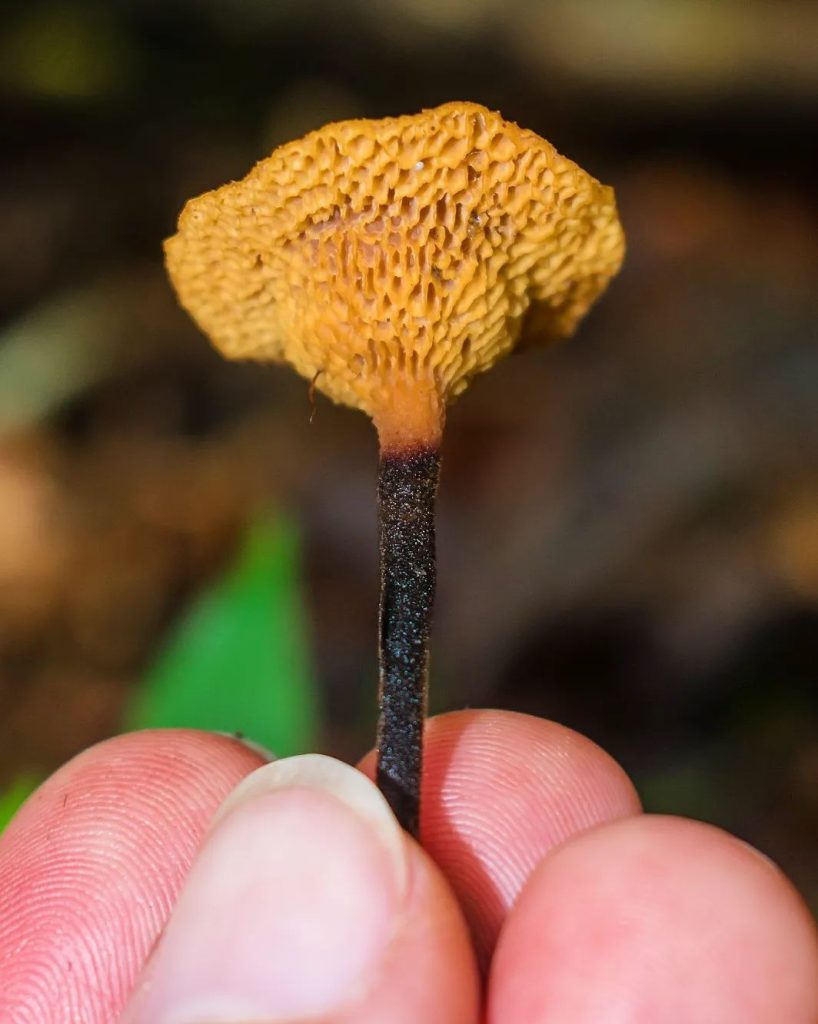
left=736, top=837, right=780, bottom=873
left=122, top=755, right=407, bottom=1023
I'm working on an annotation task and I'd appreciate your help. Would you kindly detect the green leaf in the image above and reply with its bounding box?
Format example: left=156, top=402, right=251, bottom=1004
left=0, top=775, right=39, bottom=833
left=127, top=512, right=319, bottom=757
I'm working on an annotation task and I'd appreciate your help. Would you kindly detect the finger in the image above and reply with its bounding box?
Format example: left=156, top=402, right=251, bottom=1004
left=359, top=709, right=641, bottom=963
left=121, top=755, right=479, bottom=1024
left=489, top=815, right=818, bottom=1023
left=0, top=729, right=266, bottom=1024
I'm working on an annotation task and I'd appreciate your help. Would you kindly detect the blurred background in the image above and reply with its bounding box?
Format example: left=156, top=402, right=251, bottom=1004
left=1, top=0, right=816, bottom=908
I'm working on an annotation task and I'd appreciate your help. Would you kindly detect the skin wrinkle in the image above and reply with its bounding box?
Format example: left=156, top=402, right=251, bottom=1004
left=367, top=710, right=641, bottom=963
left=4, top=836, right=132, bottom=1013
left=0, top=731, right=264, bottom=1024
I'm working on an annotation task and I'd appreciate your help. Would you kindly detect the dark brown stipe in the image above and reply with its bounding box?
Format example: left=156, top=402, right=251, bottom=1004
left=376, top=445, right=440, bottom=837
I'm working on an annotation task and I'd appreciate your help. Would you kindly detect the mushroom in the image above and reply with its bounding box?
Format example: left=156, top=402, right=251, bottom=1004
left=165, top=101, right=625, bottom=837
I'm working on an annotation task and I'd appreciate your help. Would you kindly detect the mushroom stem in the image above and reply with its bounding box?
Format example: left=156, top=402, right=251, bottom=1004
left=376, top=443, right=440, bottom=837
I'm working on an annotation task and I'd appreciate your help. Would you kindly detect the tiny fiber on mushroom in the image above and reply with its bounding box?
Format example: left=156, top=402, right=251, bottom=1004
left=165, top=101, right=625, bottom=837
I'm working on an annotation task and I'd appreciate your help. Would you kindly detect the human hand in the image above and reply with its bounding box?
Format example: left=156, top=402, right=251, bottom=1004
left=1, top=710, right=816, bottom=1022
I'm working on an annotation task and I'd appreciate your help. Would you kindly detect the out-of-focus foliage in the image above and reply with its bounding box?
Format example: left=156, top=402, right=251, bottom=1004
left=1, top=3, right=132, bottom=101
left=0, top=776, right=39, bottom=833
left=127, top=514, right=319, bottom=757
left=0, top=285, right=130, bottom=434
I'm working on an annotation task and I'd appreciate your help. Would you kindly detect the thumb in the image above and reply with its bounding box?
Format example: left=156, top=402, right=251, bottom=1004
left=120, top=755, right=478, bottom=1024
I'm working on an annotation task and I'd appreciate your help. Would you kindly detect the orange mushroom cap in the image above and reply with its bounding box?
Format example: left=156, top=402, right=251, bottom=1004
left=165, top=101, right=624, bottom=449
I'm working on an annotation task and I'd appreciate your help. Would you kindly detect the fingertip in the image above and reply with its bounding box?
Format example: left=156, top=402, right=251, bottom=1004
left=362, top=709, right=641, bottom=963
left=5, top=728, right=267, bottom=836
left=490, top=814, right=818, bottom=1023
left=0, top=729, right=267, bottom=1023
left=123, top=755, right=479, bottom=1024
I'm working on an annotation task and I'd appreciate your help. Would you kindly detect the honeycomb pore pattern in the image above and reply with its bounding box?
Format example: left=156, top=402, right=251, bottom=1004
left=165, top=101, right=625, bottom=445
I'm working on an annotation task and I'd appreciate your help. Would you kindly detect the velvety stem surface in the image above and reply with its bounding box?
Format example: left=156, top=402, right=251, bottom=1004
left=376, top=446, right=440, bottom=837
